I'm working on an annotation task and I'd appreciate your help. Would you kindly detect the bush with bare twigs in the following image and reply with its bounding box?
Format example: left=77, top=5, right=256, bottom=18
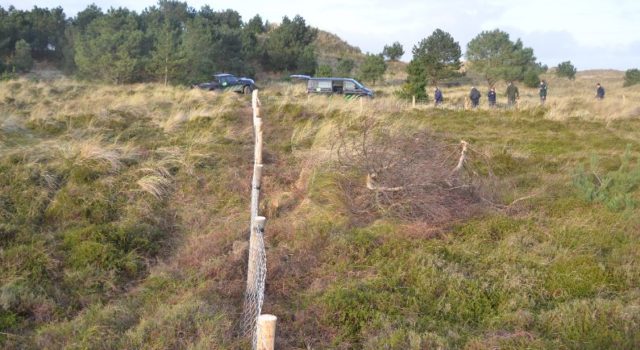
left=333, top=115, right=499, bottom=223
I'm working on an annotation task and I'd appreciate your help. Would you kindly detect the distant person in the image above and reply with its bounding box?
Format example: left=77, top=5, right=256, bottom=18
left=434, top=87, right=443, bottom=106
left=506, top=81, right=520, bottom=107
left=595, top=83, right=605, bottom=99
left=469, top=86, right=481, bottom=108
left=488, top=87, right=497, bottom=107
left=539, top=81, right=548, bottom=104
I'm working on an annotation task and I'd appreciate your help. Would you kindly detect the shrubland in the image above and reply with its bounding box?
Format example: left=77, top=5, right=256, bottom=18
left=0, top=75, right=639, bottom=349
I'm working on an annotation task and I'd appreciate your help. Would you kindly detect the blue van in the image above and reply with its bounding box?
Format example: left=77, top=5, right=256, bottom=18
left=292, top=75, right=374, bottom=98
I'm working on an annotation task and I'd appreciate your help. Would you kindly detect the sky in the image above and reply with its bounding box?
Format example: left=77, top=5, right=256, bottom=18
left=3, top=0, right=640, bottom=70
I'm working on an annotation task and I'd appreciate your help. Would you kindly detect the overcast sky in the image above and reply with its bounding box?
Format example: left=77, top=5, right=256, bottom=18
left=3, top=0, right=639, bottom=70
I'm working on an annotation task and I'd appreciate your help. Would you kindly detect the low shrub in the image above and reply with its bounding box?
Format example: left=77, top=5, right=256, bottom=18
left=623, top=68, right=640, bottom=87
left=573, top=146, right=640, bottom=211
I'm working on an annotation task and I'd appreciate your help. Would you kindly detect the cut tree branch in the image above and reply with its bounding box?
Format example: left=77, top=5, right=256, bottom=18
left=452, top=140, right=468, bottom=174
left=366, top=173, right=404, bottom=192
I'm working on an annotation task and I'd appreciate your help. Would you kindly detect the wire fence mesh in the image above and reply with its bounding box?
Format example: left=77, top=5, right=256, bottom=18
left=242, top=220, right=267, bottom=347
left=241, top=90, right=269, bottom=349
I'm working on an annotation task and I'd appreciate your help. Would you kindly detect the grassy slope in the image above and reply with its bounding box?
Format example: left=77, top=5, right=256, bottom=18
left=0, top=78, right=639, bottom=349
left=314, top=30, right=365, bottom=68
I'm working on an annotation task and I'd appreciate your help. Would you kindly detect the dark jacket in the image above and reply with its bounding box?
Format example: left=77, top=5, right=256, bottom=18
left=539, top=84, right=547, bottom=98
left=488, top=90, right=497, bottom=104
left=469, top=88, right=481, bottom=101
left=596, top=86, right=605, bottom=99
left=506, top=84, right=519, bottom=101
left=434, top=89, right=443, bottom=103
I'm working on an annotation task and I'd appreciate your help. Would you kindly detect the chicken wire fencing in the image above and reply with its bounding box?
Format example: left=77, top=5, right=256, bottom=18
left=241, top=89, right=269, bottom=349
left=242, top=220, right=267, bottom=348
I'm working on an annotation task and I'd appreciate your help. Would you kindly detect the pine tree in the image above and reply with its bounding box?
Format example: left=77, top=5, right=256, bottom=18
left=336, top=58, right=355, bottom=76
left=12, top=39, right=33, bottom=72
left=149, top=20, right=185, bottom=85
left=411, top=29, right=461, bottom=85
left=74, top=9, right=144, bottom=84
left=262, top=15, right=317, bottom=73
left=359, top=53, right=386, bottom=85
left=556, top=61, right=577, bottom=80
left=623, top=68, right=640, bottom=87
left=382, top=41, right=404, bottom=61
left=466, top=29, right=539, bottom=85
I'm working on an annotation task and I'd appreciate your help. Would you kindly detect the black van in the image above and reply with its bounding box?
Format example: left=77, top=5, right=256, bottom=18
left=292, top=75, right=374, bottom=98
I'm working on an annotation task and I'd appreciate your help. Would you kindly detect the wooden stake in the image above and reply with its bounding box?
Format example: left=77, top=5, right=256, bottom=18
left=254, top=216, right=266, bottom=231
left=252, top=89, right=260, bottom=111
left=256, top=314, right=277, bottom=350
left=252, top=89, right=261, bottom=125
left=412, top=95, right=416, bottom=108
left=255, top=118, right=263, bottom=165
left=249, top=163, right=263, bottom=230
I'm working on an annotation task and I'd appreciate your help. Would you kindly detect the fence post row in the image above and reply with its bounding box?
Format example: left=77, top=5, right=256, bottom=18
left=243, top=90, right=276, bottom=350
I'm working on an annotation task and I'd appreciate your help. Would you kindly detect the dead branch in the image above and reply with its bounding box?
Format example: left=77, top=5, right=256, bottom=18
left=507, top=192, right=540, bottom=208
left=451, top=140, right=468, bottom=174
left=480, top=192, right=540, bottom=210
left=366, top=173, right=404, bottom=192
left=331, top=115, right=498, bottom=222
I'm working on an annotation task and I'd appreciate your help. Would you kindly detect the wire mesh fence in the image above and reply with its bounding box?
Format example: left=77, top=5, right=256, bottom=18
left=241, top=90, right=271, bottom=349
left=242, top=217, right=267, bottom=347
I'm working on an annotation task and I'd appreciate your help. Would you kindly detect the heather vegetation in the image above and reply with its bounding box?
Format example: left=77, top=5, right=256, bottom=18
left=1, top=2, right=640, bottom=349
left=1, top=72, right=639, bottom=348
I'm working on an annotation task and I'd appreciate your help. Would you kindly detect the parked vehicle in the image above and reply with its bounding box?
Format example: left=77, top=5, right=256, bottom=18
left=192, top=73, right=256, bottom=94
left=291, top=75, right=374, bottom=98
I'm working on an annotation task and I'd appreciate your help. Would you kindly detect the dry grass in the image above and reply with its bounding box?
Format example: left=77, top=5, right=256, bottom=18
left=368, top=69, right=640, bottom=121
left=1, top=74, right=639, bottom=349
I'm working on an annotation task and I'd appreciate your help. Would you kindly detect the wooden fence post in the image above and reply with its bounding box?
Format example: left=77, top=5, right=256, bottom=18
left=252, top=89, right=261, bottom=124
left=247, top=88, right=263, bottom=284
left=245, top=89, right=277, bottom=348
left=412, top=95, right=416, bottom=108
left=256, top=314, right=277, bottom=350
left=254, top=118, right=263, bottom=165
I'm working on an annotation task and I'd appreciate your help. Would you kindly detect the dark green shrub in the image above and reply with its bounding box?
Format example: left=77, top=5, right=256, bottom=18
left=336, top=58, right=355, bottom=76
left=45, top=184, right=120, bottom=226
left=524, top=69, right=540, bottom=88
left=359, top=53, right=386, bottom=85
left=12, top=40, right=34, bottom=73
left=623, top=68, right=640, bottom=87
left=315, top=64, right=333, bottom=77
left=382, top=41, right=404, bottom=61
left=573, top=147, right=640, bottom=211
left=63, top=222, right=162, bottom=272
left=556, top=61, right=577, bottom=80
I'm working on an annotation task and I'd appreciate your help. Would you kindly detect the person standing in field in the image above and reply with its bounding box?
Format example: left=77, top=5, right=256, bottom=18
left=469, top=86, right=481, bottom=108
left=595, top=83, right=605, bottom=99
left=539, top=80, right=548, bottom=104
left=434, top=86, right=443, bottom=106
left=488, top=86, right=497, bottom=107
left=506, top=81, right=519, bottom=107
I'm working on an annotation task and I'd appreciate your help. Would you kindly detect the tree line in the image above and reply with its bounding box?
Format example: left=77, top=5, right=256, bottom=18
left=399, top=28, right=550, bottom=100
left=0, top=1, right=318, bottom=84
left=3, top=2, right=639, bottom=89
left=397, top=29, right=640, bottom=99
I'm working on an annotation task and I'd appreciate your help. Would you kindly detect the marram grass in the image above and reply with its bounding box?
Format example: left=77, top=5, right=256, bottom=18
left=0, top=77, right=639, bottom=349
